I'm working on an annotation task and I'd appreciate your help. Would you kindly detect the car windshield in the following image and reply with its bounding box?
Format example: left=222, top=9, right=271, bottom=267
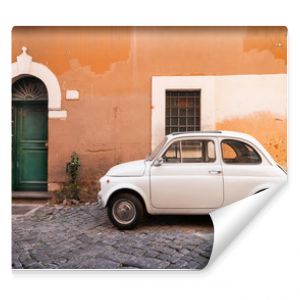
left=146, top=137, right=167, bottom=161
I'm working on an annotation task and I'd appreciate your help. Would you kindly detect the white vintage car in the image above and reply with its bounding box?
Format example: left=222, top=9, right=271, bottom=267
left=98, top=131, right=286, bottom=229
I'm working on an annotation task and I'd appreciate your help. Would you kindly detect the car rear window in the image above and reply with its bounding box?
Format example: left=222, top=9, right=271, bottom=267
left=221, top=139, right=262, bottom=164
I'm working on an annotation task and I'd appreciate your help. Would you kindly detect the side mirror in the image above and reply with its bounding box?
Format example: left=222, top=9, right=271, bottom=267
left=153, top=157, right=163, bottom=167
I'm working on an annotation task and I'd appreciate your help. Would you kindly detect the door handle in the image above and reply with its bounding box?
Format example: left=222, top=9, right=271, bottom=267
left=208, top=170, right=222, bottom=175
left=45, top=142, right=48, bottom=149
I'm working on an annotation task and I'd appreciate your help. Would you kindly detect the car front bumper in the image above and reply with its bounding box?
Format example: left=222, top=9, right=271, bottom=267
left=97, top=190, right=103, bottom=208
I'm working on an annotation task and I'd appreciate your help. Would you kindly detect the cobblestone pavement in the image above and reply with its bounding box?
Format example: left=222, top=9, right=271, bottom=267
left=12, top=203, right=214, bottom=269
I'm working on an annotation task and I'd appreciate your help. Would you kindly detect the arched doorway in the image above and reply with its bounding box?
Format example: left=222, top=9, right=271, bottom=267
left=12, top=76, right=48, bottom=191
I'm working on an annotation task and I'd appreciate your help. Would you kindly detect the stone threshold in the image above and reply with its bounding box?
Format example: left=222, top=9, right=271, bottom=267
left=12, top=191, right=52, bottom=200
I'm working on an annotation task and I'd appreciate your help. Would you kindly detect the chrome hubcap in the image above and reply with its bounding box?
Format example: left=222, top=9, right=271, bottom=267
left=112, top=199, right=136, bottom=225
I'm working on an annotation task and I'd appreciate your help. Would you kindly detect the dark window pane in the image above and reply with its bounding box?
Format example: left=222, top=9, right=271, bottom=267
left=221, top=139, right=262, bottom=164
left=187, top=108, right=194, bottom=116
left=179, top=108, right=186, bottom=116
left=187, top=117, right=194, bottom=125
left=186, top=99, right=193, bottom=108
left=171, top=99, right=178, bottom=108
left=179, top=117, right=186, bottom=125
left=171, top=118, right=178, bottom=125
left=171, top=108, right=178, bottom=116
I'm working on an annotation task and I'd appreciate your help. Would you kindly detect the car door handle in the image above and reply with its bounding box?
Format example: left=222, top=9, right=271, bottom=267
left=208, top=170, right=222, bottom=175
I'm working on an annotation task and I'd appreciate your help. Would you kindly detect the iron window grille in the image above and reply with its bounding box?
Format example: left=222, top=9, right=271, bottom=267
left=165, top=90, right=201, bottom=134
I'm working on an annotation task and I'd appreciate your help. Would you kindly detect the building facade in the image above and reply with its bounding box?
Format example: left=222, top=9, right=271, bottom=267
left=12, top=26, right=287, bottom=200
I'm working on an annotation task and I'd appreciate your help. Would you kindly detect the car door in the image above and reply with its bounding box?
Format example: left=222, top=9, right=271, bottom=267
left=150, top=137, right=224, bottom=209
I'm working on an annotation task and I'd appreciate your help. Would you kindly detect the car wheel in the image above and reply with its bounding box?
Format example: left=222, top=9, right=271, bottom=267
left=108, top=193, right=144, bottom=229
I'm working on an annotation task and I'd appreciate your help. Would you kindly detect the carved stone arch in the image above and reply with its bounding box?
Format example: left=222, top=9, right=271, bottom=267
left=12, top=47, right=67, bottom=119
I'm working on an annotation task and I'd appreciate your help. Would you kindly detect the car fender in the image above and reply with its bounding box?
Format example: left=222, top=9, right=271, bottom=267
left=102, top=181, right=150, bottom=211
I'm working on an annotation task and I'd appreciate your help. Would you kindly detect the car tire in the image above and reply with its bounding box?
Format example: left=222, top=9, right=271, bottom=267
left=108, top=193, right=144, bottom=229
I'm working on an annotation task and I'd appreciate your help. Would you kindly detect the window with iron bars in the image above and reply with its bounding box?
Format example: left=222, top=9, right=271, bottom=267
left=165, top=90, right=201, bottom=134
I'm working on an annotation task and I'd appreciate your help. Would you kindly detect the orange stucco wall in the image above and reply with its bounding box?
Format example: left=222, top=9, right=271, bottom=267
left=12, top=27, right=287, bottom=199
left=216, top=112, right=287, bottom=168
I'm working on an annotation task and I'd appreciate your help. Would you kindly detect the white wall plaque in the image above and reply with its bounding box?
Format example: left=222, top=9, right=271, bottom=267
left=66, top=90, right=79, bottom=100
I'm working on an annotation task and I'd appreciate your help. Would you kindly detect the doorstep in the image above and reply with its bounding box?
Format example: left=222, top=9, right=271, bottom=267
left=12, top=191, right=52, bottom=200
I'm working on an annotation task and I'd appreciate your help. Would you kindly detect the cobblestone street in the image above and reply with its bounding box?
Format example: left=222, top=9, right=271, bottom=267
left=12, top=203, right=214, bottom=269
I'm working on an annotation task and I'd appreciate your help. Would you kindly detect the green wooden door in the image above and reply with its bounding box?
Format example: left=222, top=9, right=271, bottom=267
left=12, top=101, right=48, bottom=191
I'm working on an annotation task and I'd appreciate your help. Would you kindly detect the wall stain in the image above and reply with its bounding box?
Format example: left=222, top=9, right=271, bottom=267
left=243, top=27, right=287, bottom=65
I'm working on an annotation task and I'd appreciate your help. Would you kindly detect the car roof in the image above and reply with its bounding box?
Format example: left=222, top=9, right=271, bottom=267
left=167, top=130, right=254, bottom=140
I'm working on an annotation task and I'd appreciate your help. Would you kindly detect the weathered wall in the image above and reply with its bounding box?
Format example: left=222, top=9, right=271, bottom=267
left=12, top=27, right=287, bottom=199
left=151, top=74, right=287, bottom=164
left=216, top=112, right=287, bottom=168
left=214, top=74, right=287, bottom=168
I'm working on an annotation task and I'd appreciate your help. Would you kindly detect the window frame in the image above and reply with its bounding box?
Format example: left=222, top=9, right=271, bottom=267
left=160, top=138, right=217, bottom=164
left=220, top=138, right=262, bottom=165
left=165, top=89, right=201, bottom=134
left=161, top=141, right=181, bottom=164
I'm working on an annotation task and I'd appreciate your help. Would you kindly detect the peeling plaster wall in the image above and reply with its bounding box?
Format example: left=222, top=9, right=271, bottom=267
left=12, top=27, right=287, bottom=198
left=151, top=74, right=287, bottom=165
left=214, top=74, right=287, bottom=169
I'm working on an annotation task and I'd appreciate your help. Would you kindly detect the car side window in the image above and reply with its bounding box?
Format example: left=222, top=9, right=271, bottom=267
left=181, top=140, right=216, bottom=163
left=162, top=141, right=181, bottom=163
left=162, top=139, right=216, bottom=163
left=207, top=141, right=216, bottom=162
left=221, top=139, right=262, bottom=164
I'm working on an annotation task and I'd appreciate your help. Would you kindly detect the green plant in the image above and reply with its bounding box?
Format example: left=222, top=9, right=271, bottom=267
left=57, top=152, right=81, bottom=202
left=66, top=152, right=80, bottom=185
